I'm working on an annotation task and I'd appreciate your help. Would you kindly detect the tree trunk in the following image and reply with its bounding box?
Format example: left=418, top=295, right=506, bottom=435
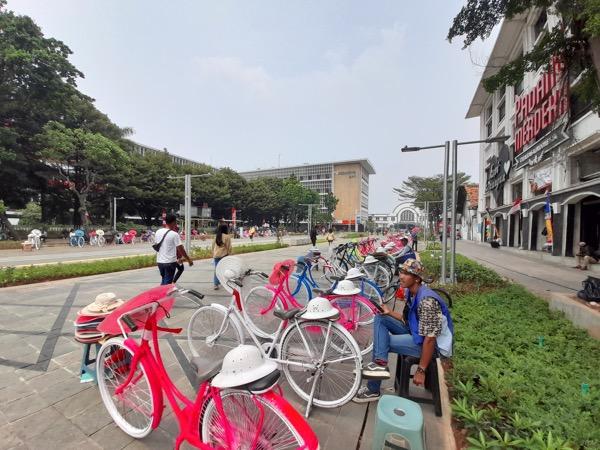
left=0, top=211, right=17, bottom=240
left=77, top=192, right=89, bottom=227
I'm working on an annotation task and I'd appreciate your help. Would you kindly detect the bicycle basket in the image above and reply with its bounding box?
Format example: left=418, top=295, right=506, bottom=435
left=269, top=259, right=295, bottom=285
left=98, top=285, right=176, bottom=335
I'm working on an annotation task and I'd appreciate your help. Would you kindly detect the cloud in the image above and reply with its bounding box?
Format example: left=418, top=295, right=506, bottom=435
left=195, top=56, right=273, bottom=96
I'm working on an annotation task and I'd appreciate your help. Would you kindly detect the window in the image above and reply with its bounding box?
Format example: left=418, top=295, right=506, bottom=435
left=533, top=10, right=547, bottom=42
left=485, top=103, right=493, bottom=137
left=512, top=182, right=522, bottom=202
left=399, top=210, right=415, bottom=222
left=577, top=149, right=600, bottom=181
left=498, top=98, right=506, bottom=122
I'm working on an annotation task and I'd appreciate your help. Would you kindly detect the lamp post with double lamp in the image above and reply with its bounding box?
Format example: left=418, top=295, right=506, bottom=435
left=168, top=173, right=213, bottom=254
left=401, top=135, right=509, bottom=284
left=113, top=197, right=124, bottom=231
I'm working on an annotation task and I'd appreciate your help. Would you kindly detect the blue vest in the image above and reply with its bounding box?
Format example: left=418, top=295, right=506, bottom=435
left=405, top=285, right=454, bottom=351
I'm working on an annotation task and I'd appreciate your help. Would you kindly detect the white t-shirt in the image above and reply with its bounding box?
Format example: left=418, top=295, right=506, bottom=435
left=155, top=228, right=182, bottom=264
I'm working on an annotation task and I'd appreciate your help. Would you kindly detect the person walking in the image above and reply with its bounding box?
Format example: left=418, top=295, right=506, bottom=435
left=411, top=229, right=419, bottom=252
left=310, top=227, right=317, bottom=247
left=155, top=214, right=193, bottom=285
left=212, top=224, right=233, bottom=290
left=326, top=228, right=335, bottom=247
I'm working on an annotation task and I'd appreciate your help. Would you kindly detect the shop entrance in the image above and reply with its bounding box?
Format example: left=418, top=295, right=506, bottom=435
left=580, top=196, right=600, bottom=249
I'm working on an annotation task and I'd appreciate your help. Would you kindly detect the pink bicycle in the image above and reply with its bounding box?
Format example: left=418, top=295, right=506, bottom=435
left=96, top=285, right=319, bottom=450
left=244, top=260, right=379, bottom=355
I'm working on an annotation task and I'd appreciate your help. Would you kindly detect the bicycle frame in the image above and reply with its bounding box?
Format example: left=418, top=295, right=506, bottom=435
left=114, top=299, right=282, bottom=450
left=212, top=285, right=357, bottom=417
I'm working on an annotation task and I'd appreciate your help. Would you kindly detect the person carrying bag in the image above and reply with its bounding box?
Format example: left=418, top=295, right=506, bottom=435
left=154, top=214, right=193, bottom=285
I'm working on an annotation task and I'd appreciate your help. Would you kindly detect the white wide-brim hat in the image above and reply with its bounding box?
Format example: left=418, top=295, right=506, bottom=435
left=80, top=292, right=124, bottom=316
left=212, top=345, right=278, bottom=389
left=363, top=255, right=378, bottom=265
left=345, top=268, right=365, bottom=280
left=300, top=297, right=340, bottom=320
left=333, top=280, right=361, bottom=296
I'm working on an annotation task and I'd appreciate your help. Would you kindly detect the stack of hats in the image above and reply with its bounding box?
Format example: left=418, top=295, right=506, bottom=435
left=74, top=293, right=124, bottom=343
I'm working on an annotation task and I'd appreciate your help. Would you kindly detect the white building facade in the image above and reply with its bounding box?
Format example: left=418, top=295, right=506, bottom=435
left=467, top=9, right=600, bottom=257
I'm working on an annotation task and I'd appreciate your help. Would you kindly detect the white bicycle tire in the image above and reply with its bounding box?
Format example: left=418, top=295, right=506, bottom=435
left=96, top=337, right=155, bottom=439
left=242, top=286, right=285, bottom=339
left=279, top=319, right=362, bottom=408
left=187, top=304, right=244, bottom=359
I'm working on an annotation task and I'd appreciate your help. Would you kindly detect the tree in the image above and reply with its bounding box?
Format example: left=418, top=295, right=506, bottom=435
left=35, top=121, right=129, bottom=225
left=278, top=178, right=320, bottom=231
left=393, top=172, right=471, bottom=226
left=19, top=201, right=42, bottom=226
left=126, top=152, right=183, bottom=225
left=313, top=192, right=339, bottom=226
left=0, top=1, right=84, bottom=207
left=448, top=1, right=600, bottom=110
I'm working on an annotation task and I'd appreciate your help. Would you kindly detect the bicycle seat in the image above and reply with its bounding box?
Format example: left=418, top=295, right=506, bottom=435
left=241, top=369, right=281, bottom=394
left=273, top=308, right=302, bottom=321
left=190, top=356, right=222, bottom=384
left=330, top=275, right=345, bottom=281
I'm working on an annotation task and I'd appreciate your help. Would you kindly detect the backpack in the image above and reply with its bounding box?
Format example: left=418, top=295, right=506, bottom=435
left=577, top=276, right=600, bottom=302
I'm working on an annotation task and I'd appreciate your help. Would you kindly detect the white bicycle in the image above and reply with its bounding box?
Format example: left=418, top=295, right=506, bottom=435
left=187, top=262, right=362, bottom=417
left=27, top=229, right=42, bottom=250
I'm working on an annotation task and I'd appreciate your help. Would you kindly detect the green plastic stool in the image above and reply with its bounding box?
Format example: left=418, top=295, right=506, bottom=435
left=372, top=395, right=425, bottom=450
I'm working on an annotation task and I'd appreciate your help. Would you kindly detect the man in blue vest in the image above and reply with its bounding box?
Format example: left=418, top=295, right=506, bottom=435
left=353, top=258, right=454, bottom=403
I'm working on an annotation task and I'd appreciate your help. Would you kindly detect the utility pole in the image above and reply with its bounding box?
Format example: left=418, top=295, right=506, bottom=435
left=113, top=197, right=124, bottom=231
left=402, top=134, right=509, bottom=284
left=450, top=140, right=459, bottom=283
left=299, top=203, right=319, bottom=236
left=168, top=173, right=212, bottom=254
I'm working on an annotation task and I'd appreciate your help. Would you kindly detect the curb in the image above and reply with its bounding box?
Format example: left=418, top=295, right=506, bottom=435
left=438, top=359, right=457, bottom=450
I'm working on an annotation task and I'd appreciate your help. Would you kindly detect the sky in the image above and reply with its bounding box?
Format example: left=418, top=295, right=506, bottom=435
left=8, top=0, right=494, bottom=213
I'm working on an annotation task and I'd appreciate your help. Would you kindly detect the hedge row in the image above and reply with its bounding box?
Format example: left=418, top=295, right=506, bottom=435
left=0, top=242, right=287, bottom=287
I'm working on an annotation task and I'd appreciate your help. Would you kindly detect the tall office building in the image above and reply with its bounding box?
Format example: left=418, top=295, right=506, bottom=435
left=239, top=159, right=375, bottom=225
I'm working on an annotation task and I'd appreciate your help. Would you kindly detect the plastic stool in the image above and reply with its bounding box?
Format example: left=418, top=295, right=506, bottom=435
left=372, top=395, right=425, bottom=450
left=396, top=354, right=442, bottom=417
left=79, top=342, right=102, bottom=383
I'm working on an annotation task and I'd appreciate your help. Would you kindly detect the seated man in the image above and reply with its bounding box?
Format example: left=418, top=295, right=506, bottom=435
left=353, top=259, right=454, bottom=403
left=395, top=236, right=416, bottom=265
left=575, top=242, right=600, bottom=271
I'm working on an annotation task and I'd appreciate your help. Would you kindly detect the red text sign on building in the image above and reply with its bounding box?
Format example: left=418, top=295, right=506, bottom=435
left=514, top=57, right=569, bottom=154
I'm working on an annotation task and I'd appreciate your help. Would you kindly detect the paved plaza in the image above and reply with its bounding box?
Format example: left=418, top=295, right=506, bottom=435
left=0, top=244, right=448, bottom=450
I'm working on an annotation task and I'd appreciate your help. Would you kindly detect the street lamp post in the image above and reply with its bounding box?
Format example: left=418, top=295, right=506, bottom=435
left=168, top=173, right=213, bottom=254
left=299, top=203, right=319, bottom=236
left=401, top=135, right=509, bottom=284
left=113, top=197, right=124, bottom=231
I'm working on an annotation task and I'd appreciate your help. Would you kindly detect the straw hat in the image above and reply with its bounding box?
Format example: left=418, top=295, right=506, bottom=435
left=79, top=293, right=124, bottom=316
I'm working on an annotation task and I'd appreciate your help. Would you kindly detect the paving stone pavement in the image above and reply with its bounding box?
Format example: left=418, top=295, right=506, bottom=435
left=0, top=243, right=448, bottom=450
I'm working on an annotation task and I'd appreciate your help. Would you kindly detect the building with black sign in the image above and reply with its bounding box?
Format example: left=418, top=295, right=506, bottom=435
left=466, top=8, right=600, bottom=259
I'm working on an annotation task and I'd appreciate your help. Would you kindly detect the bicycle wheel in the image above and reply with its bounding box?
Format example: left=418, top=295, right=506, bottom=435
left=360, top=279, right=383, bottom=305
left=187, top=305, right=244, bottom=361
left=90, top=236, right=98, bottom=246
left=96, top=337, right=156, bottom=438
left=201, top=390, right=307, bottom=450
left=243, top=286, right=284, bottom=338
left=432, top=288, right=453, bottom=308
left=328, top=296, right=375, bottom=354
left=77, top=236, right=84, bottom=247
left=310, top=263, right=335, bottom=289
left=280, top=320, right=361, bottom=408
left=288, top=276, right=311, bottom=306
left=98, top=235, right=106, bottom=247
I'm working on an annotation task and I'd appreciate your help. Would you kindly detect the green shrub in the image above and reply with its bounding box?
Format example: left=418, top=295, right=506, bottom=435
left=450, top=283, right=600, bottom=449
left=419, top=251, right=505, bottom=288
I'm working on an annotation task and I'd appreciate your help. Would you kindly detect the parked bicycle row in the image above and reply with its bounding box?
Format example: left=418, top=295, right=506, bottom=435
left=79, top=231, right=453, bottom=448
